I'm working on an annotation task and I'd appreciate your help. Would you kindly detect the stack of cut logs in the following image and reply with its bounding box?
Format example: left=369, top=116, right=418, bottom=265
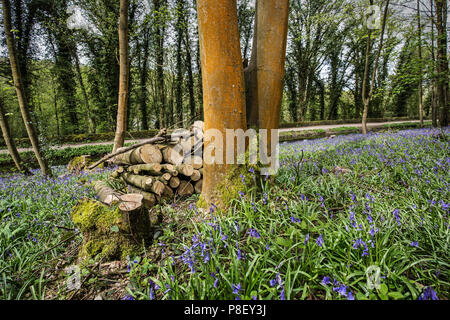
left=106, top=121, right=204, bottom=208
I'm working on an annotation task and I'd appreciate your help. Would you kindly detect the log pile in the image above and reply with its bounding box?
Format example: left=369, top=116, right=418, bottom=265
left=106, top=121, right=204, bottom=208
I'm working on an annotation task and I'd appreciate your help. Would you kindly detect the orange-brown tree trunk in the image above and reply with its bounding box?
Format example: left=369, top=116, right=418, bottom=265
left=197, top=0, right=247, bottom=208
left=113, top=0, right=130, bottom=153
left=245, top=0, right=289, bottom=134
left=2, top=0, right=51, bottom=176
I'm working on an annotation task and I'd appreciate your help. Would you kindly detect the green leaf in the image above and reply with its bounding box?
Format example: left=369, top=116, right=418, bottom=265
left=300, top=220, right=308, bottom=230
left=379, top=283, right=388, bottom=296
left=110, top=225, right=119, bottom=233
left=276, top=237, right=293, bottom=247
left=356, top=292, right=369, bottom=300
left=388, top=292, right=405, bottom=300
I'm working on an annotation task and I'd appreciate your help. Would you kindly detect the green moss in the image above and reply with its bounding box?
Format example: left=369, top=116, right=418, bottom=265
left=71, top=199, right=143, bottom=262
left=197, top=150, right=262, bottom=211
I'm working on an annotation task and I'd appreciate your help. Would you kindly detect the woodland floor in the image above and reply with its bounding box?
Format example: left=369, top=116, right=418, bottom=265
left=1, top=127, right=448, bottom=300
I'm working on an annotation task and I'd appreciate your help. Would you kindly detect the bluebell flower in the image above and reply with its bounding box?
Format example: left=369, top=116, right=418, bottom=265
left=304, top=234, right=310, bottom=244
left=280, top=286, right=286, bottom=300
left=418, top=287, right=438, bottom=300
left=393, top=208, right=401, bottom=225
left=149, top=287, right=155, bottom=300
left=322, top=276, right=331, bottom=285
left=316, top=235, right=324, bottom=247
left=333, top=285, right=348, bottom=297
left=232, top=283, right=241, bottom=295
left=347, top=291, right=355, bottom=300
left=410, top=241, right=419, bottom=248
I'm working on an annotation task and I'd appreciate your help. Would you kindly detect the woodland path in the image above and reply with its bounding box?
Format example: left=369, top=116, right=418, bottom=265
left=0, top=120, right=422, bottom=155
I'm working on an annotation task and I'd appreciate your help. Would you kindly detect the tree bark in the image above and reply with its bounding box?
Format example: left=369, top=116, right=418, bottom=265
left=0, top=96, right=30, bottom=174
left=74, top=47, right=95, bottom=133
left=434, top=0, right=449, bottom=127
left=362, top=0, right=390, bottom=135
left=417, top=0, right=424, bottom=127
left=153, top=0, right=167, bottom=129
left=2, top=0, right=51, bottom=176
left=197, top=0, right=247, bottom=207
left=113, top=0, right=130, bottom=153
left=245, top=0, right=289, bottom=150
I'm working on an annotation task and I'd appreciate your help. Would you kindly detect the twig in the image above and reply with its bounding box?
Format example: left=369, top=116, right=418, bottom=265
left=42, top=233, right=77, bottom=255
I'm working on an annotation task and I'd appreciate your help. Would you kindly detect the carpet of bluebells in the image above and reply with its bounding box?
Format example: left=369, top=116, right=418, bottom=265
left=0, top=167, right=111, bottom=299
left=1, top=127, right=449, bottom=300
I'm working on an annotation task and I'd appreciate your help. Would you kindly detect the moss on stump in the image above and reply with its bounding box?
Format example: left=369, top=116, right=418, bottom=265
left=67, top=155, right=103, bottom=173
left=71, top=199, right=145, bottom=263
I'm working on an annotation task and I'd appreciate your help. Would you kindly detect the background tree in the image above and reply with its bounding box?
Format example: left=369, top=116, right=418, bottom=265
left=2, top=0, right=51, bottom=176
left=0, top=94, right=29, bottom=173
left=113, top=0, right=130, bottom=153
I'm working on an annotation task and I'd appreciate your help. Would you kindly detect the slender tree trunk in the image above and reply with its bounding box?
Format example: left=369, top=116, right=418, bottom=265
left=175, top=0, right=185, bottom=126
left=74, top=47, right=95, bottom=133
left=2, top=0, right=51, bottom=176
left=195, top=37, right=203, bottom=120
left=0, top=96, right=30, bottom=174
left=435, top=0, right=449, bottom=127
left=52, top=78, right=60, bottom=137
left=362, top=0, right=390, bottom=134
left=184, top=32, right=197, bottom=121
left=113, top=0, right=130, bottom=153
left=430, top=0, right=438, bottom=127
left=139, top=31, right=150, bottom=131
left=417, top=0, right=424, bottom=127
left=154, top=0, right=167, bottom=129
left=197, top=0, right=247, bottom=208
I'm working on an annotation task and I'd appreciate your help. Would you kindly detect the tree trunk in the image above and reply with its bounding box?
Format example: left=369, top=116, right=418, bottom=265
left=113, top=0, right=130, bottom=153
left=74, top=47, right=95, bottom=133
left=2, top=0, right=51, bottom=176
left=0, top=96, right=30, bottom=174
left=362, top=0, right=390, bottom=135
left=184, top=32, right=197, bottom=121
left=154, top=0, right=167, bottom=129
left=254, top=0, right=289, bottom=131
left=197, top=0, right=247, bottom=207
left=417, top=0, right=424, bottom=127
left=435, top=0, right=449, bottom=127
left=175, top=0, right=185, bottom=126
left=245, top=0, right=289, bottom=152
